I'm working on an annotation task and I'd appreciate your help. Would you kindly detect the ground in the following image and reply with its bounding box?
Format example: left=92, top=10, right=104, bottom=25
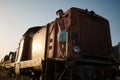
left=0, top=66, right=30, bottom=80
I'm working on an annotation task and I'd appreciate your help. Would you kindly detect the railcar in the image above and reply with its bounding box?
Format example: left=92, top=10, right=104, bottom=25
left=3, top=7, right=116, bottom=80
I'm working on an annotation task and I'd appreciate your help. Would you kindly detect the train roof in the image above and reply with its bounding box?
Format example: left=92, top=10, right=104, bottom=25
left=65, top=7, right=108, bottom=22
left=23, top=26, right=42, bottom=37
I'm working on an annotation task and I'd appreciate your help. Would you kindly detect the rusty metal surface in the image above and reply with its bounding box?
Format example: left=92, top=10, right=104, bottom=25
left=67, top=8, right=112, bottom=60
left=50, top=7, right=113, bottom=61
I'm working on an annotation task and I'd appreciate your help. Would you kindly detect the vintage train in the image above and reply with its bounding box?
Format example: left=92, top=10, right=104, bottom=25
left=1, top=7, right=117, bottom=80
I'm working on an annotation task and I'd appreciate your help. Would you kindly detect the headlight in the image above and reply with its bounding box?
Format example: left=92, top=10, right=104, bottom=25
left=73, top=46, right=80, bottom=54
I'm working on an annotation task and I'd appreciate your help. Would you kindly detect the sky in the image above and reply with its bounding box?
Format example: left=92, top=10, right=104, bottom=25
left=0, top=0, right=120, bottom=60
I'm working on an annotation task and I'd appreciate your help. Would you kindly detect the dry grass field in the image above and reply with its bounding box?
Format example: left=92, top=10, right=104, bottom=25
left=0, top=66, right=30, bottom=80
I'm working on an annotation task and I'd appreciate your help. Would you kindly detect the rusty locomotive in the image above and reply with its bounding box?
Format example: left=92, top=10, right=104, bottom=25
left=1, top=7, right=117, bottom=80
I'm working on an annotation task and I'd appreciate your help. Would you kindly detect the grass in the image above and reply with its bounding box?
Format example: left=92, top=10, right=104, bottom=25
left=0, top=66, right=31, bottom=80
